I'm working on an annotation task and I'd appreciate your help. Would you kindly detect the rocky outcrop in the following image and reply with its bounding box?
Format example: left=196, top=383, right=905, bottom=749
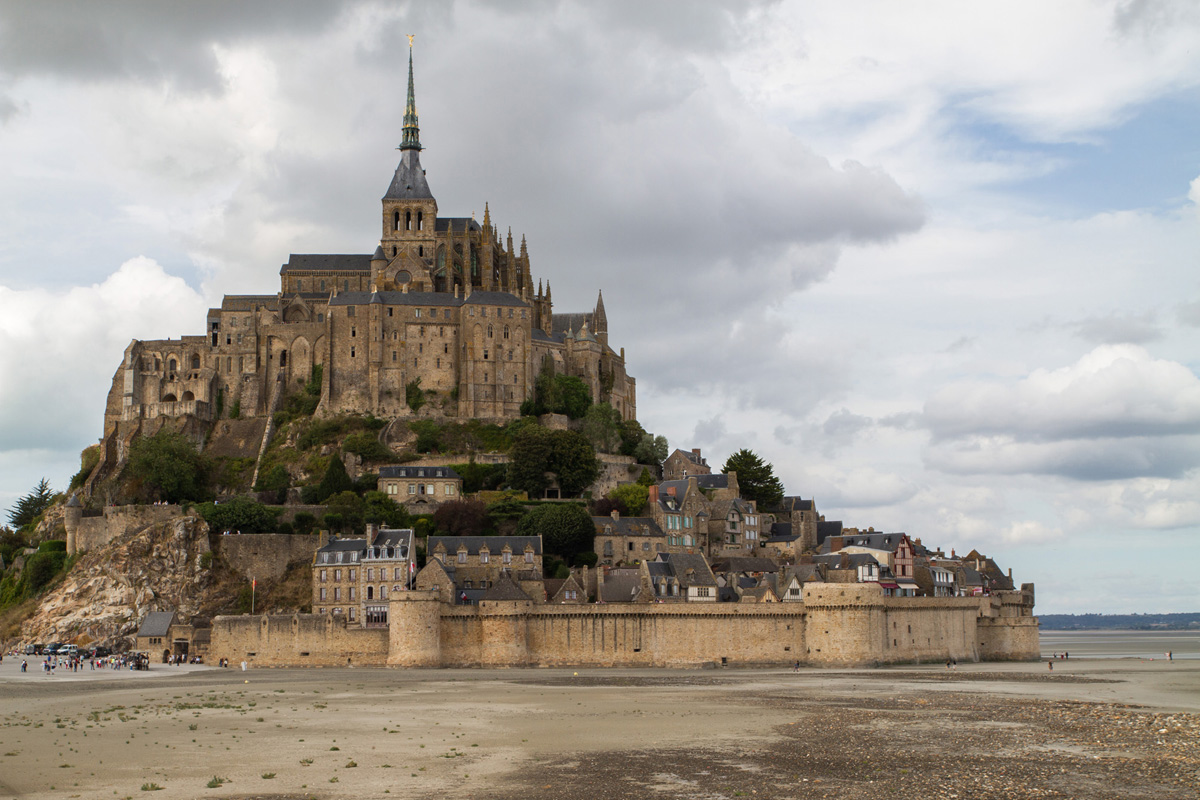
left=18, top=515, right=213, bottom=647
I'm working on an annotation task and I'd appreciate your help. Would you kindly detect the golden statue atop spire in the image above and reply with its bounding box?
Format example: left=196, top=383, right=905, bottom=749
left=407, top=34, right=414, bottom=48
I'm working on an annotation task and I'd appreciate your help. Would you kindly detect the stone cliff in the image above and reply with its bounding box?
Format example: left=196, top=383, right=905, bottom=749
left=19, top=516, right=213, bottom=647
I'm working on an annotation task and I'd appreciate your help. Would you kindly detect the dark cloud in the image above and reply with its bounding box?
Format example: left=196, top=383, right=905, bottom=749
left=0, top=0, right=353, bottom=88
left=926, top=435, right=1200, bottom=481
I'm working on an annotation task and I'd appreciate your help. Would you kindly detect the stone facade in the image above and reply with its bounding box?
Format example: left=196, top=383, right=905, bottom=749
left=86, top=44, right=635, bottom=496
left=209, top=581, right=1038, bottom=669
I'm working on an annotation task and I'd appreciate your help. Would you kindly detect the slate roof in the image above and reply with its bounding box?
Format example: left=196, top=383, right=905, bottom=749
left=822, top=532, right=909, bottom=554
left=813, top=552, right=879, bottom=569
left=668, top=448, right=706, bottom=466
left=599, top=573, right=645, bottom=603
left=368, top=528, right=414, bottom=557
left=221, top=295, right=279, bottom=311
left=659, top=553, right=717, bottom=587
left=462, top=291, right=529, bottom=307
left=137, top=611, right=175, bottom=639
left=659, top=474, right=729, bottom=497
left=379, top=465, right=461, bottom=480
left=551, top=312, right=593, bottom=335
left=482, top=573, right=532, bottom=602
left=779, top=496, right=814, bottom=513
left=531, top=328, right=563, bottom=344
left=591, top=516, right=664, bottom=537
left=428, top=535, right=542, bottom=556
left=711, top=557, right=780, bottom=574
left=384, top=150, right=433, bottom=200
left=329, top=291, right=461, bottom=307
left=816, top=520, right=843, bottom=545
left=280, top=254, right=373, bottom=274
left=434, top=217, right=481, bottom=233
left=767, top=522, right=798, bottom=542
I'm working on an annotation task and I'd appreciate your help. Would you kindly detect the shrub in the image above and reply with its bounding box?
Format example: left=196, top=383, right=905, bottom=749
left=343, top=432, right=394, bottom=462
left=69, top=446, right=101, bottom=491
left=127, top=431, right=208, bottom=504
left=405, top=378, right=426, bottom=413
left=409, top=420, right=441, bottom=453
left=293, top=511, right=317, bottom=535
left=607, top=484, right=649, bottom=516
left=197, top=497, right=280, bottom=534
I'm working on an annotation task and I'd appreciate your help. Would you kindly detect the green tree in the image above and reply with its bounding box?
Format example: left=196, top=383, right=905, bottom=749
left=6, top=478, right=55, bottom=529
left=507, top=427, right=598, bottom=498
left=363, top=492, right=413, bottom=528
left=515, top=503, right=595, bottom=563
left=634, top=433, right=669, bottom=467
left=581, top=404, right=623, bottom=453
left=555, top=375, right=592, bottom=419
left=325, top=491, right=365, bottom=534
left=128, top=431, right=207, bottom=504
left=618, top=419, right=647, bottom=457
left=197, top=497, right=280, bottom=534
left=254, top=464, right=290, bottom=503
left=722, top=449, right=785, bottom=510
left=433, top=499, right=490, bottom=536
left=293, top=511, right=317, bottom=535
left=636, top=467, right=656, bottom=486
left=607, top=484, right=649, bottom=516
left=306, top=456, right=353, bottom=504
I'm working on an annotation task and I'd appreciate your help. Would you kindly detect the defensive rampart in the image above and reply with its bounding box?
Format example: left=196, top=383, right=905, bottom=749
left=70, top=504, right=184, bottom=555
left=215, top=534, right=319, bottom=581
left=210, top=613, right=389, bottom=667
left=210, top=583, right=1037, bottom=668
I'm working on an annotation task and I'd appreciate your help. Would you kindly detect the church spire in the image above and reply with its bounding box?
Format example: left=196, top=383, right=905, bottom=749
left=399, top=36, right=421, bottom=152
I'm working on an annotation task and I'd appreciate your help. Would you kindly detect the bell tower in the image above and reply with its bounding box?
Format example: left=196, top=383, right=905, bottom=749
left=380, top=37, right=438, bottom=288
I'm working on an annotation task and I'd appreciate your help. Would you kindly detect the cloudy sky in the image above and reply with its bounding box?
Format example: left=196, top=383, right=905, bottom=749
left=2, top=0, right=1198, bottom=614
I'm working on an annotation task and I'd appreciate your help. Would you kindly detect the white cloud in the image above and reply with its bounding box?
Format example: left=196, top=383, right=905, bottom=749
left=0, top=258, right=207, bottom=451
left=924, top=344, right=1200, bottom=444
left=1001, top=519, right=1064, bottom=545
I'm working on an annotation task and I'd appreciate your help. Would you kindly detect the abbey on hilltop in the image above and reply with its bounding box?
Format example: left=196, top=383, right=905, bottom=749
left=98, top=44, right=635, bottom=446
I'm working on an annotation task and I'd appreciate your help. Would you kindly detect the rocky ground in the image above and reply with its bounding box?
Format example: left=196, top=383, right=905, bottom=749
left=16, top=516, right=214, bottom=647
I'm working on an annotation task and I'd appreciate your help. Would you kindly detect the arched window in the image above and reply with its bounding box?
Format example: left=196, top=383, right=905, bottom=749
left=405, top=210, right=412, bottom=231
left=182, top=391, right=195, bottom=402
left=503, top=325, right=509, bottom=339
left=487, top=325, right=493, bottom=338
left=394, top=211, right=400, bottom=231
left=417, top=211, right=423, bottom=230
left=168, top=358, right=177, bottom=373
left=161, top=393, right=177, bottom=402
left=191, top=354, right=200, bottom=369
left=367, top=586, right=374, bottom=600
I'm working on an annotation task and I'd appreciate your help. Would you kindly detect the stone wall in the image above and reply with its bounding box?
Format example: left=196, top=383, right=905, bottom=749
left=210, top=582, right=1038, bottom=669
left=209, top=613, right=389, bottom=667
left=216, top=534, right=319, bottom=581
left=74, top=504, right=185, bottom=554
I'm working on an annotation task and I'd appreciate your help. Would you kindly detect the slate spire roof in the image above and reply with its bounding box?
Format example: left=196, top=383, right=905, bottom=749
left=385, top=40, right=434, bottom=201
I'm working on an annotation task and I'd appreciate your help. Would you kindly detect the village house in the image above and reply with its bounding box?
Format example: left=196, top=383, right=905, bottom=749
left=661, top=447, right=711, bottom=481
left=312, top=526, right=414, bottom=625
left=377, top=465, right=462, bottom=509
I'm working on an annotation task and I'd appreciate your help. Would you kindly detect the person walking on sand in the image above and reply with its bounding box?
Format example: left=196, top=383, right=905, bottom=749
left=793, top=660, right=800, bottom=673
left=1048, top=660, right=1053, bottom=671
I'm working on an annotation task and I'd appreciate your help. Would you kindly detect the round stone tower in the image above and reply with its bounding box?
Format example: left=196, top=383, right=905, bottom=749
left=64, top=493, right=82, bottom=556
left=387, top=590, right=442, bottom=667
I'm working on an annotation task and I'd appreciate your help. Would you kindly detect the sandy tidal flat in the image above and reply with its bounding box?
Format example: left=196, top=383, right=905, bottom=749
left=0, top=658, right=1197, bottom=799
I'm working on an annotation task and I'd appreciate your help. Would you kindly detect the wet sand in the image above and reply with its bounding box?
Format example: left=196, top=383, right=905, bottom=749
left=0, top=657, right=1196, bottom=799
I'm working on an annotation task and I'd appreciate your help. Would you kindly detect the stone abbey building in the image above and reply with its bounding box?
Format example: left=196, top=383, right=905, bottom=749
left=97, top=45, right=635, bottom=459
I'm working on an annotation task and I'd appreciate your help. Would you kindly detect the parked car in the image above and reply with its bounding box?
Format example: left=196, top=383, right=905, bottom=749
left=89, top=646, right=111, bottom=658
left=43, top=643, right=61, bottom=655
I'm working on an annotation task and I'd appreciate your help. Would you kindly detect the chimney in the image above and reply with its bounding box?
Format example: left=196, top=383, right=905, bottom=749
left=648, top=485, right=659, bottom=504
left=610, top=509, right=620, bottom=520
left=1008, top=568, right=1012, bottom=579
left=319, top=530, right=330, bottom=548
left=829, top=536, right=844, bottom=552
left=951, top=548, right=956, bottom=558
left=366, top=522, right=379, bottom=540
left=667, top=485, right=676, bottom=496
left=915, top=537, right=922, bottom=547
left=692, top=448, right=702, bottom=458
